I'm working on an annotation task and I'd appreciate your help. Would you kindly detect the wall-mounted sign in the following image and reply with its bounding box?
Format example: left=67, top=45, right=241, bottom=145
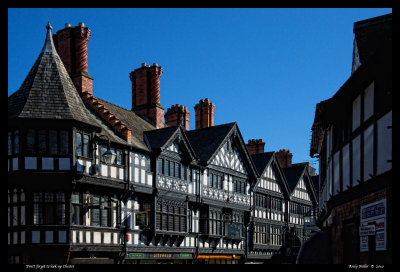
left=360, top=199, right=386, bottom=252
left=135, top=212, right=148, bottom=227
left=225, top=223, right=242, bottom=239
left=359, top=225, right=376, bottom=236
left=127, top=253, right=193, bottom=259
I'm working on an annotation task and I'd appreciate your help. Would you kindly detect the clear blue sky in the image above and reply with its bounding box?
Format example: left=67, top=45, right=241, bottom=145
left=8, top=8, right=392, bottom=173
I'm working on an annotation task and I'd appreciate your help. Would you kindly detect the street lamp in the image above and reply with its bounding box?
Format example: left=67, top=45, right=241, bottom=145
left=102, top=139, right=116, bottom=164
left=96, top=135, right=116, bottom=164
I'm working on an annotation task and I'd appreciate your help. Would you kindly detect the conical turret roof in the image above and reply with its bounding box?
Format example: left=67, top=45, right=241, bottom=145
left=8, top=22, right=99, bottom=128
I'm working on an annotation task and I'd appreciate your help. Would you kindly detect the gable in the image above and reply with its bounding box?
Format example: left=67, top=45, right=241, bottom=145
left=210, top=136, right=248, bottom=174
left=160, top=127, right=197, bottom=163
left=166, top=141, right=182, bottom=154
left=291, top=177, right=312, bottom=202
left=257, top=163, right=282, bottom=194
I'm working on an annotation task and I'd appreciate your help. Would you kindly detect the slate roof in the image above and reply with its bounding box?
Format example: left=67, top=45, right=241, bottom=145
left=251, top=152, right=275, bottom=176
left=8, top=22, right=99, bottom=128
left=353, top=13, right=392, bottom=65
left=282, top=165, right=306, bottom=192
left=185, top=122, right=236, bottom=163
left=95, top=97, right=155, bottom=151
left=143, top=126, right=179, bottom=150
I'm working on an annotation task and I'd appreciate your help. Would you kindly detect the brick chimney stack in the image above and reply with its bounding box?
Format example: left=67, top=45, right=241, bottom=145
left=194, top=98, right=215, bottom=129
left=53, top=22, right=93, bottom=95
left=130, top=63, right=165, bottom=128
left=164, top=104, right=190, bottom=130
left=276, top=149, right=293, bottom=168
left=246, top=139, right=266, bottom=155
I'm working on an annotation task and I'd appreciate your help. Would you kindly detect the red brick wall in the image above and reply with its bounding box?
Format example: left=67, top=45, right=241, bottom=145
left=330, top=184, right=392, bottom=264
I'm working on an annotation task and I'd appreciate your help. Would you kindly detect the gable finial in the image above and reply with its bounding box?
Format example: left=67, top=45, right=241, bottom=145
left=46, top=21, right=52, bottom=31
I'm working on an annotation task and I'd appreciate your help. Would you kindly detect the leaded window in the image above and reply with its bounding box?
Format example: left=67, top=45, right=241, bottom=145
left=33, top=192, right=65, bottom=225
left=156, top=199, right=187, bottom=232
left=8, top=130, right=20, bottom=156
left=209, top=172, right=223, bottom=190
left=76, top=132, right=90, bottom=158
left=71, top=192, right=83, bottom=225
left=89, top=195, right=111, bottom=227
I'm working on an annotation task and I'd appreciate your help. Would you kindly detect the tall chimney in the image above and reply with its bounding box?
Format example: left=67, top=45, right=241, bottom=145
left=53, top=22, right=93, bottom=95
left=130, top=63, right=164, bottom=128
left=194, top=98, right=215, bottom=129
left=276, top=149, right=293, bottom=168
left=246, top=139, right=266, bottom=155
left=164, top=104, right=190, bottom=130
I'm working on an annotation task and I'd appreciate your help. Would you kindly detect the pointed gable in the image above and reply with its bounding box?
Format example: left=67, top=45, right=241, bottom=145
left=210, top=135, right=248, bottom=174
left=251, top=152, right=290, bottom=198
left=283, top=165, right=317, bottom=204
left=185, top=122, right=236, bottom=164
left=144, top=125, right=197, bottom=162
left=8, top=22, right=99, bottom=129
left=186, top=122, right=257, bottom=179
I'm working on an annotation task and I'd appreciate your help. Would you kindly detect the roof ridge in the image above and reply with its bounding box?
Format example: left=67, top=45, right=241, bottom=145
left=80, top=92, right=132, bottom=143
left=95, top=96, right=130, bottom=112
left=186, top=121, right=236, bottom=133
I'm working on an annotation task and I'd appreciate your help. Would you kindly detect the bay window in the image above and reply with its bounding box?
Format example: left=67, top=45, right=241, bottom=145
left=33, top=192, right=65, bottom=225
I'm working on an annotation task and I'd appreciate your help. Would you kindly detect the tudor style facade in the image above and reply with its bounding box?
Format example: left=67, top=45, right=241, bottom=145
left=310, top=13, right=392, bottom=264
left=8, top=22, right=319, bottom=265
left=248, top=151, right=290, bottom=263
left=283, top=164, right=318, bottom=260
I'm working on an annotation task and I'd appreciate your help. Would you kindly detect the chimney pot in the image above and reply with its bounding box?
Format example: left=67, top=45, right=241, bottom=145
left=131, top=63, right=164, bottom=128
left=194, top=98, right=215, bottom=129
left=276, top=149, right=293, bottom=168
left=164, top=103, right=190, bottom=130
left=54, top=22, right=92, bottom=95
left=246, top=139, right=265, bottom=155
left=78, top=22, right=85, bottom=27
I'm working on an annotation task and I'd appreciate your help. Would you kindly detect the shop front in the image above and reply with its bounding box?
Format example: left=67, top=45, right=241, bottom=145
left=194, top=254, right=241, bottom=264
left=124, top=252, right=193, bottom=264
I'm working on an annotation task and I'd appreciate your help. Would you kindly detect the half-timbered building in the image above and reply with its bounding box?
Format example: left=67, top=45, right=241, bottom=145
left=283, top=165, right=318, bottom=260
left=310, top=13, right=392, bottom=264
left=185, top=122, right=259, bottom=264
left=247, top=151, right=291, bottom=263
left=8, top=21, right=320, bottom=265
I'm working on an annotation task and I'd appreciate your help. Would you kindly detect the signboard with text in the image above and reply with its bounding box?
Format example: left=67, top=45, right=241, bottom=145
left=135, top=212, right=148, bottom=227
left=127, top=253, right=192, bottom=259
left=360, top=199, right=386, bottom=252
left=225, top=223, right=242, bottom=239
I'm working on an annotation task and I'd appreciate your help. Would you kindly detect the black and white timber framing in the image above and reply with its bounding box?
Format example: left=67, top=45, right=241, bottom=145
left=8, top=22, right=319, bottom=265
